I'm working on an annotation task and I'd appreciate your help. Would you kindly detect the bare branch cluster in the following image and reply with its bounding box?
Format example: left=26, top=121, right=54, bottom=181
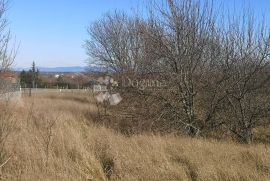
left=85, top=0, right=270, bottom=143
left=0, top=0, right=17, bottom=72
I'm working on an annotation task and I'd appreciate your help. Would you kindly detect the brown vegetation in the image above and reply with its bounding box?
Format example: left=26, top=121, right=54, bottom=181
left=0, top=92, right=269, bottom=180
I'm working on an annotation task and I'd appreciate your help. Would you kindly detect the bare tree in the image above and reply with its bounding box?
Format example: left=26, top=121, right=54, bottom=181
left=143, top=0, right=270, bottom=141
left=0, top=0, right=17, bottom=97
left=85, top=0, right=270, bottom=143
left=217, top=15, right=270, bottom=143
left=0, top=0, right=18, bottom=169
left=85, top=11, right=145, bottom=74
left=0, top=0, right=16, bottom=72
left=141, top=0, right=221, bottom=135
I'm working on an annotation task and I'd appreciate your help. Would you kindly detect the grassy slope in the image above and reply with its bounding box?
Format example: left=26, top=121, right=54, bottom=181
left=1, top=92, right=269, bottom=180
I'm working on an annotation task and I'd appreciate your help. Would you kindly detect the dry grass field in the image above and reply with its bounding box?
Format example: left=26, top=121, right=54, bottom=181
left=0, top=92, right=269, bottom=180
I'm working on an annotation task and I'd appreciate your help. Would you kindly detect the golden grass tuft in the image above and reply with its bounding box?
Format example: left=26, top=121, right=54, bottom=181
left=0, top=92, right=269, bottom=180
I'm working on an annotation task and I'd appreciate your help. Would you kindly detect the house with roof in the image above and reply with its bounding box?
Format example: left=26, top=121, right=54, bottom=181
left=0, top=72, right=21, bottom=101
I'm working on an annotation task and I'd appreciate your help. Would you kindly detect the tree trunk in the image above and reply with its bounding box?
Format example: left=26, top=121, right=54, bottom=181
left=241, top=128, right=253, bottom=144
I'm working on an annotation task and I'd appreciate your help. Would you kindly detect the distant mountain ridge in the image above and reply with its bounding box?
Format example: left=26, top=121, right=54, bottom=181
left=37, top=66, right=87, bottom=72
left=15, top=66, right=101, bottom=73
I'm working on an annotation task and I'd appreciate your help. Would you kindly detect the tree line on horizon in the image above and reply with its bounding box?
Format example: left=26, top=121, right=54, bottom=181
left=19, top=62, right=96, bottom=90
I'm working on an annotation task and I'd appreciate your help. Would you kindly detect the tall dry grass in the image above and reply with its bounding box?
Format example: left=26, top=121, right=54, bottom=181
left=0, top=92, right=269, bottom=180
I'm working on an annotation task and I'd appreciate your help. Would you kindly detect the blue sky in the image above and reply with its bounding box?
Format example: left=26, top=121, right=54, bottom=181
left=8, top=0, right=139, bottom=68
left=7, top=0, right=270, bottom=68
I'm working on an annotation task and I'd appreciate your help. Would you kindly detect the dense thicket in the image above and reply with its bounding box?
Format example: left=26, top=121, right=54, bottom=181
left=85, top=0, right=270, bottom=144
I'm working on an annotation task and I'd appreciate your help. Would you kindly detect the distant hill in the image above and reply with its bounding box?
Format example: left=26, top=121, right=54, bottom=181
left=37, top=66, right=88, bottom=73
left=15, top=66, right=101, bottom=73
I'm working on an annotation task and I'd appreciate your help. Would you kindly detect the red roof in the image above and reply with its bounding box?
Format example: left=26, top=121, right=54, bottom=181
left=0, top=72, right=17, bottom=84
left=0, top=72, right=17, bottom=78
